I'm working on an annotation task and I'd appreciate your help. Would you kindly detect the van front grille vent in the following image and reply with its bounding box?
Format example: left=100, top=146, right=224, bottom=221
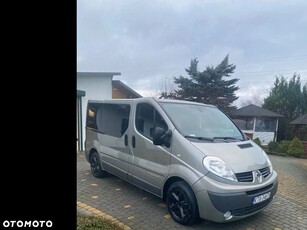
left=235, top=171, right=253, bottom=182
left=259, top=166, right=270, bottom=178
left=235, top=166, right=271, bottom=182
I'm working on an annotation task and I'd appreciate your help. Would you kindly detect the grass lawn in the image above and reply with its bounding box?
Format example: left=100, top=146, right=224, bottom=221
left=77, top=216, right=122, bottom=230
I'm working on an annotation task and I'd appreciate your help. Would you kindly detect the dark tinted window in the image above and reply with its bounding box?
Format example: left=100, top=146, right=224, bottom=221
left=135, top=103, right=168, bottom=140
left=86, top=103, right=99, bottom=129
left=233, top=118, right=254, bottom=130
left=255, top=118, right=277, bottom=132
left=87, top=103, right=131, bottom=138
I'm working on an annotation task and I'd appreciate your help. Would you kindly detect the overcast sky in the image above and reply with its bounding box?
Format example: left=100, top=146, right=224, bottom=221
left=77, top=0, right=307, bottom=107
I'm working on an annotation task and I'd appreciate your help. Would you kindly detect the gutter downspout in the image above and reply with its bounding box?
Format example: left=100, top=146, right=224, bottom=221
left=253, top=117, right=257, bottom=139
left=275, top=118, right=279, bottom=141
left=78, top=98, right=83, bottom=151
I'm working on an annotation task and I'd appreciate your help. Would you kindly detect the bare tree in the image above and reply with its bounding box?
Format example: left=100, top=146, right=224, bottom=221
left=157, top=77, right=177, bottom=99
left=240, top=94, right=264, bottom=107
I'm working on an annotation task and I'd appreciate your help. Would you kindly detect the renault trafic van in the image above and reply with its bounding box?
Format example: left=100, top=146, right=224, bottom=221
left=85, top=98, right=278, bottom=225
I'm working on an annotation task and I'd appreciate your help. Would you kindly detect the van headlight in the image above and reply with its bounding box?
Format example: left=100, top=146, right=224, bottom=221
left=203, top=156, right=237, bottom=181
left=262, top=150, right=273, bottom=174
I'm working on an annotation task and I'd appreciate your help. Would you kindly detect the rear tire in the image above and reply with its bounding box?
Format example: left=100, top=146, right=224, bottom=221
left=166, top=181, right=199, bottom=225
left=90, top=152, right=107, bottom=178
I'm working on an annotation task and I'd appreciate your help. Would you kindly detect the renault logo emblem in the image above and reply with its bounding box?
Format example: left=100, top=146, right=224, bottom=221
left=253, top=170, right=263, bottom=183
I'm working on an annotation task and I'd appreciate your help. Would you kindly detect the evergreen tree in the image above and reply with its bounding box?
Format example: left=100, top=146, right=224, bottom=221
left=263, top=74, right=306, bottom=140
left=302, top=84, right=307, bottom=114
left=162, top=55, right=239, bottom=113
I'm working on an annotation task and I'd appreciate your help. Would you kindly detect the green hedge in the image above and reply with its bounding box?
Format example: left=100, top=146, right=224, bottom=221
left=268, top=141, right=281, bottom=152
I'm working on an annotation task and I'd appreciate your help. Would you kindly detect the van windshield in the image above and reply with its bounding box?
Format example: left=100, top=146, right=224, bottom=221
left=159, top=102, right=244, bottom=142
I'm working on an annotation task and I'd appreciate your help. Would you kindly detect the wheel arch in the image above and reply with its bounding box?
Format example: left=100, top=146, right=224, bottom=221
left=164, top=177, right=200, bottom=225
left=163, top=176, right=187, bottom=201
left=88, top=148, right=98, bottom=162
left=163, top=163, right=203, bottom=201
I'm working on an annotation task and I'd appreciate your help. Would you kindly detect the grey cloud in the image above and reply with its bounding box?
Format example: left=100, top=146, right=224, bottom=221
left=77, top=0, right=307, bottom=99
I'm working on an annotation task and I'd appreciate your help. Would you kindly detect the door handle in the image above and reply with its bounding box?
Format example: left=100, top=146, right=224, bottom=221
left=124, top=135, right=128, bottom=146
left=132, top=136, right=136, bottom=148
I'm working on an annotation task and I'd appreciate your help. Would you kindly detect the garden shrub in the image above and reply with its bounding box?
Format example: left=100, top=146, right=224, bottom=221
left=280, top=140, right=291, bottom=154
left=253, top=138, right=262, bottom=146
left=287, top=137, right=304, bottom=157
left=268, top=141, right=281, bottom=152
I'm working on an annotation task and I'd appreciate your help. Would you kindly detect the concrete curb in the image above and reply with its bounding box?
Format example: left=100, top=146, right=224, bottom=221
left=77, top=201, right=131, bottom=230
left=267, top=151, right=288, bottom=157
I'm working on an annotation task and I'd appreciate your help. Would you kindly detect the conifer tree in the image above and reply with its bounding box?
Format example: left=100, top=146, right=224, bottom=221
left=161, top=55, right=239, bottom=113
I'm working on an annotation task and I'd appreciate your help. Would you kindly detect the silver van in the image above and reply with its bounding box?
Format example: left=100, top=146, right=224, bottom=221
left=85, top=98, right=278, bottom=225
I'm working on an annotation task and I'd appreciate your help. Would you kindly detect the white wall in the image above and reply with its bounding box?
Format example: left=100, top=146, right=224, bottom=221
left=77, top=72, right=115, bottom=148
left=253, top=132, right=275, bottom=146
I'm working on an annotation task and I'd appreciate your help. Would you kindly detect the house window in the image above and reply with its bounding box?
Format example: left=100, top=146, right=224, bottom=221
left=233, top=118, right=254, bottom=131
left=255, top=118, right=277, bottom=132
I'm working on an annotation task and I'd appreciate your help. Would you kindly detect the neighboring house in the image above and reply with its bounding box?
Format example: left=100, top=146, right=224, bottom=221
left=76, top=72, right=142, bottom=152
left=77, top=72, right=121, bottom=151
left=289, top=113, right=307, bottom=137
left=229, top=104, right=283, bottom=145
left=112, top=80, right=142, bottom=99
left=291, top=113, right=307, bottom=123
left=289, top=113, right=307, bottom=157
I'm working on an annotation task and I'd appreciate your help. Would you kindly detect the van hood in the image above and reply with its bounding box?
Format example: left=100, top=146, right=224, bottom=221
left=190, top=140, right=268, bottom=173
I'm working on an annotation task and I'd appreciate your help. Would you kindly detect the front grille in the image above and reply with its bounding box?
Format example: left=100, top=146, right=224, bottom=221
left=235, top=171, right=253, bottom=182
left=259, top=167, right=270, bottom=178
left=235, top=167, right=271, bottom=182
left=231, top=198, right=272, bottom=216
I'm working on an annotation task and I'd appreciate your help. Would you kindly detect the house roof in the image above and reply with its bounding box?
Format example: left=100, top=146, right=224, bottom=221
left=229, top=104, right=283, bottom=118
left=289, top=114, right=307, bottom=125
left=112, top=80, right=142, bottom=98
left=77, top=72, right=121, bottom=77
left=77, top=89, right=86, bottom=97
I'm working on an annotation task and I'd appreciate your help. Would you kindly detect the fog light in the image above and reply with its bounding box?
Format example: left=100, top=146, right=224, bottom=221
left=224, top=211, right=233, bottom=220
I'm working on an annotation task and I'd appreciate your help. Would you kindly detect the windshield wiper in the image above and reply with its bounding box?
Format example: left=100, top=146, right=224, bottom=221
left=213, top=136, right=243, bottom=141
left=184, top=135, right=214, bottom=142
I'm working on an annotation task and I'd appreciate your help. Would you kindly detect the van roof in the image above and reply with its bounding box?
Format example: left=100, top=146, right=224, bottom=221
left=88, top=97, right=217, bottom=108
left=155, top=98, right=216, bottom=107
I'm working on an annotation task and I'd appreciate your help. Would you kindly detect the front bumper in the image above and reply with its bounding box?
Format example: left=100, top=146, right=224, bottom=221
left=193, top=170, right=278, bottom=222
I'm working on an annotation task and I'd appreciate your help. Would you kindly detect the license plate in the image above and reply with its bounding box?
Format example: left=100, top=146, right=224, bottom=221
left=252, top=192, right=271, bottom=205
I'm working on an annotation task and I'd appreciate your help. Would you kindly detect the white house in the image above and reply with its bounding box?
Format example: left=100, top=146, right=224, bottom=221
left=77, top=72, right=121, bottom=151
left=229, top=104, right=283, bottom=145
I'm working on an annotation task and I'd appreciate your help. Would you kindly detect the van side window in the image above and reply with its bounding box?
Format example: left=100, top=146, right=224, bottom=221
left=135, top=103, right=168, bottom=140
left=86, top=103, right=99, bottom=129
left=94, top=103, right=130, bottom=137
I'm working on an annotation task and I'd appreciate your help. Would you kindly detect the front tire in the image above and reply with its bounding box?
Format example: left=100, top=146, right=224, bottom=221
left=90, top=152, right=107, bottom=178
left=166, top=181, right=199, bottom=225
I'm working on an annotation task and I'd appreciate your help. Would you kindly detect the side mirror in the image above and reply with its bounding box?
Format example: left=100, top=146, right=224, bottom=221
left=153, top=127, right=172, bottom=148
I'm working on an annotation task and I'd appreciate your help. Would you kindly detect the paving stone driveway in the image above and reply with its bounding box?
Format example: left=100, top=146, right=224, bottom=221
left=77, top=152, right=307, bottom=230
